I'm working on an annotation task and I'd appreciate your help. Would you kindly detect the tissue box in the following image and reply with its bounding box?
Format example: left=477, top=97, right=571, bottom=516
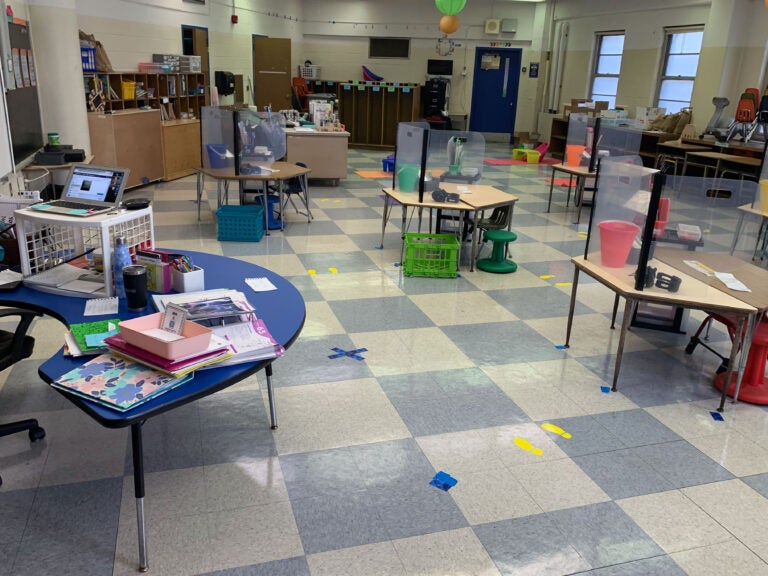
left=171, top=266, right=205, bottom=293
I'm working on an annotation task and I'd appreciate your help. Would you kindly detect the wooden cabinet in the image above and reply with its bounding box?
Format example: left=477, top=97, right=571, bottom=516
left=87, top=109, right=164, bottom=189
left=338, top=83, right=421, bottom=148
left=161, top=120, right=201, bottom=181
left=549, top=116, right=677, bottom=166
left=286, top=129, right=350, bottom=181
left=84, top=71, right=207, bottom=120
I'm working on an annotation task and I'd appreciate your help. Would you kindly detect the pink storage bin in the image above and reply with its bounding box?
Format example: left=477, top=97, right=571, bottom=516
left=118, top=312, right=212, bottom=359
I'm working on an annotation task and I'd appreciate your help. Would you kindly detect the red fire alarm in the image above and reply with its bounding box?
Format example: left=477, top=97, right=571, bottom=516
left=231, top=14, right=238, bottom=24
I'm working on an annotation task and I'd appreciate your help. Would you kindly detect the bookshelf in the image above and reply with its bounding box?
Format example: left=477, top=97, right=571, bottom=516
left=83, top=71, right=206, bottom=120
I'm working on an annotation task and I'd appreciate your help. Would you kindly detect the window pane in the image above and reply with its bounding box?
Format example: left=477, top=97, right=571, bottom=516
left=659, top=79, right=693, bottom=101
left=658, top=99, right=686, bottom=114
left=592, top=76, right=619, bottom=95
left=669, top=31, right=703, bottom=54
left=665, top=54, right=700, bottom=77
left=600, top=35, right=624, bottom=55
left=597, top=55, right=622, bottom=75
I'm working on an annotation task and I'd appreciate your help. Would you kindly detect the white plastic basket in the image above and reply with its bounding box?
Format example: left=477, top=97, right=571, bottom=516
left=299, top=65, right=321, bottom=80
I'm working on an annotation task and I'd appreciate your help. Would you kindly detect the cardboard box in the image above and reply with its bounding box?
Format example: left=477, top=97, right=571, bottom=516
left=563, top=99, right=609, bottom=118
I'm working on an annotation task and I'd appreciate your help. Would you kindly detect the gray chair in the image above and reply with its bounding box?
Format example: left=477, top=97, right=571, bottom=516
left=476, top=203, right=514, bottom=259
left=281, top=162, right=313, bottom=223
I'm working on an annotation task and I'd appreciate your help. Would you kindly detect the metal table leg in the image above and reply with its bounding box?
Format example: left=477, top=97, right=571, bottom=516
left=564, top=267, right=580, bottom=348
left=131, top=423, right=149, bottom=572
left=265, top=363, right=278, bottom=429
left=612, top=297, right=637, bottom=391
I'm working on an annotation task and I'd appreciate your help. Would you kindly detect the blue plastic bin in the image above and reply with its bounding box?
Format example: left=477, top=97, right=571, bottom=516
left=216, top=205, right=264, bottom=242
left=207, top=144, right=234, bottom=169
left=253, top=195, right=283, bottom=230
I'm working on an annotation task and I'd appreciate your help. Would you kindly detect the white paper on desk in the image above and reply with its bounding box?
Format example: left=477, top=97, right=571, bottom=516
left=245, top=277, right=277, bottom=292
left=0, top=270, right=22, bottom=285
left=84, top=297, right=118, bottom=316
left=715, top=272, right=751, bottom=292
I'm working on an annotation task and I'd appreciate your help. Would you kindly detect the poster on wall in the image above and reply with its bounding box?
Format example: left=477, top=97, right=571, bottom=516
left=26, top=49, right=36, bottom=86
left=11, top=48, right=22, bottom=89
left=481, top=54, right=501, bottom=70
left=19, top=49, right=30, bottom=87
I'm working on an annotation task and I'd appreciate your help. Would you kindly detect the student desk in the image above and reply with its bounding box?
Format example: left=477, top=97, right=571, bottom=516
left=655, top=140, right=709, bottom=175
left=546, top=163, right=595, bottom=212
left=681, top=150, right=762, bottom=179
left=380, top=184, right=519, bottom=272
left=4, top=251, right=306, bottom=572
left=195, top=161, right=312, bottom=228
left=565, top=253, right=757, bottom=412
left=730, top=203, right=768, bottom=259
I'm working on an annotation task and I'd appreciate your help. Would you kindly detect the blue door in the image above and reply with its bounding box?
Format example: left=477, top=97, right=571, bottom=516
left=469, top=48, right=522, bottom=140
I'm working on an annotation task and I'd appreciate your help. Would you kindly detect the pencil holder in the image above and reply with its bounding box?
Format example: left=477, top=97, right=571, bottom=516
left=171, top=265, right=204, bottom=293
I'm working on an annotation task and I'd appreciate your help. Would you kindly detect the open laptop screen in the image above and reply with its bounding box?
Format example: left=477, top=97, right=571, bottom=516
left=64, top=166, right=127, bottom=204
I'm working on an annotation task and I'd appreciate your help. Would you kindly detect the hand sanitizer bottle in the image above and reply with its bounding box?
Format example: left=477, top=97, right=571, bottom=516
left=112, top=236, right=131, bottom=300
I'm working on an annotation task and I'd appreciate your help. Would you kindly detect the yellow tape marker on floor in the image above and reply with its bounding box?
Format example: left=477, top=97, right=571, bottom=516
left=308, top=269, right=317, bottom=276
left=333, top=199, right=341, bottom=203
left=555, top=282, right=571, bottom=287
left=321, top=198, right=329, bottom=202
left=577, top=231, right=588, bottom=238
left=541, top=422, right=572, bottom=439
left=539, top=274, right=555, bottom=279
left=328, top=267, right=338, bottom=274
left=514, top=437, right=543, bottom=456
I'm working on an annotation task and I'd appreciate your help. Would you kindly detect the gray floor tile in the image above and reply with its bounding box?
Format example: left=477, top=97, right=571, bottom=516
left=379, top=367, right=503, bottom=400
left=280, top=220, right=343, bottom=236
left=282, top=274, right=325, bottom=302
left=0, top=359, right=69, bottom=414
left=593, top=409, right=681, bottom=448
left=474, top=513, right=590, bottom=576
left=353, top=439, right=437, bottom=490
left=547, top=501, right=664, bottom=568
left=398, top=274, right=479, bottom=295
left=487, top=286, right=595, bottom=320
left=290, top=492, right=383, bottom=554
left=572, top=448, right=676, bottom=499
left=329, top=296, right=434, bottom=333
left=0, top=487, right=35, bottom=543
left=742, top=472, right=768, bottom=497
left=320, top=207, right=382, bottom=220
left=441, top=321, right=568, bottom=365
left=543, top=415, right=626, bottom=457
left=280, top=447, right=368, bottom=500
left=273, top=335, right=374, bottom=387
left=633, top=440, right=734, bottom=488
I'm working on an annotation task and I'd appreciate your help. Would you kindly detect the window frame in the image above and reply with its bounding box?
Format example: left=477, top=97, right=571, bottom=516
left=589, top=31, right=625, bottom=109
left=655, top=26, right=704, bottom=114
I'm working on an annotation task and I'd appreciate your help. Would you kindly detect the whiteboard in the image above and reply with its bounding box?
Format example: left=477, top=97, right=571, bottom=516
left=0, top=66, right=13, bottom=180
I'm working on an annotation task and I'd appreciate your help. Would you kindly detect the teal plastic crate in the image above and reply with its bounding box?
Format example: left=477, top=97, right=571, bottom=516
left=216, top=205, right=264, bottom=242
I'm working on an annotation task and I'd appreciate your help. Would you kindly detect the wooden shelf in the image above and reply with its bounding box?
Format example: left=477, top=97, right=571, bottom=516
left=84, top=71, right=207, bottom=121
left=161, top=119, right=201, bottom=181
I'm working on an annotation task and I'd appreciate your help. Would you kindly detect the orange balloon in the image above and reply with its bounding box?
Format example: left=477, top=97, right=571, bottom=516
left=440, top=14, right=460, bottom=35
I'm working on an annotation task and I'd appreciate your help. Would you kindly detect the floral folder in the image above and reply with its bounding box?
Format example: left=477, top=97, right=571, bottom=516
left=51, top=354, right=193, bottom=412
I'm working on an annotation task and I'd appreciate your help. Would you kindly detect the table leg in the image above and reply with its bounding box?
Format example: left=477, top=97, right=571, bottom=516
left=547, top=167, right=556, bottom=213
left=399, top=204, right=407, bottom=266
left=196, top=171, right=203, bottom=221
left=379, top=194, right=390, bottom=249
left=612, top=297, right=636, bottom=391
left=719, top=315, right=747, bottom=411
left=752, top=218, right=767, bottom=261
left=265, top=363, right=278, bottom=429
left=469, top=209, right=480, bottom=272
left=131, top=423, right=149, bottom=572
left=610, top=294, right=620, bottom=329
left=731, top=313, right=756, bottom=405
left=567, top=175, right=574, bottom=207
left=730, top=212, right=746, bottom=255
left=564, top=267, right=580, bottom=348
left=278, top=181, right=285, bottom=231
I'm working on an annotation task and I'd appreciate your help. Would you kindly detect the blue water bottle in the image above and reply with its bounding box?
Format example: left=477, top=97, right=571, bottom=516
left=112, top=236, right=131, bottom=300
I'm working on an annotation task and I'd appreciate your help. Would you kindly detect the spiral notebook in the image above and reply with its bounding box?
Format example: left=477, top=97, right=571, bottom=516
left=84, top=297, right=119, bottom=316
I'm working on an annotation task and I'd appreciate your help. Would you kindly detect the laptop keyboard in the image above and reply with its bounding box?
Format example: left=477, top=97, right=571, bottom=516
left=51, top=200, right=103, bottom=210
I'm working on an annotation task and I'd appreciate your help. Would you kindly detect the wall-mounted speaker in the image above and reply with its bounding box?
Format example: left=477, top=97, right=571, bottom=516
left=501, top=18, right=518, bottom=34
left=484, top=19, right=500, bottom=35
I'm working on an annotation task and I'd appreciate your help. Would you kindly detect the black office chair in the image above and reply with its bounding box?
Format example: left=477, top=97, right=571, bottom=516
left=0, top=307, right=46, bottom=487
left=281, top=162, right=313, bottom=222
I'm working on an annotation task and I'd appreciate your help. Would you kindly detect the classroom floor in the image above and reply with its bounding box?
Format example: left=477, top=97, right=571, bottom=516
left=2, top=143, right=768, bottom=575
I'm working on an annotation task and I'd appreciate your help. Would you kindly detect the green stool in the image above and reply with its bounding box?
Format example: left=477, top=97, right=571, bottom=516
left=477, top=228, right=518, bottom=273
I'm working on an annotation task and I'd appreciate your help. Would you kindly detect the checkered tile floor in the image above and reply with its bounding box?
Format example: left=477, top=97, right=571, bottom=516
left=2, top=143, right=768, bottom=575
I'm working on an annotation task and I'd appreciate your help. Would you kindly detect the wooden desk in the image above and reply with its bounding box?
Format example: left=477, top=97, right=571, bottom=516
left=285, top=128, right=350, bottom=182
left=565, top=254, right=757, bottom=411
left=682, top=151, right=762, bottom=179
left=195, top=161, right=312, bottom=229
left=380, top=185, right=519, bottom=272
left=655, top=140, right=709, bottom=175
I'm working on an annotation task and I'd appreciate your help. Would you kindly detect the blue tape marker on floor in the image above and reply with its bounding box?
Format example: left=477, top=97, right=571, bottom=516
left=600, top=386, right=611, bottom=394
left=374, top=245, right=383, bottom=250
left=710, top=411, right=725, bottom=421
left=394, top=262, right=400, bottom=267
left=429, top=471, right=458, bottom=491
left=555, top=345, right=567, bottom=350
left=328, top=347, right=368, bottom=361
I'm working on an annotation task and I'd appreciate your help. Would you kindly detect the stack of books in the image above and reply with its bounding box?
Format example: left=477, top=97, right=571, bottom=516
left=64, top=318, right=121, bottom=357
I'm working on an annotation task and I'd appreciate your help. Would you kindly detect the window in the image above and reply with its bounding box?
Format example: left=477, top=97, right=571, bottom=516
left=656, top=27, right=703, bottom=114
left=590, top=33, right=624, bottom=109
left=369, top=38, right=410, bottom=59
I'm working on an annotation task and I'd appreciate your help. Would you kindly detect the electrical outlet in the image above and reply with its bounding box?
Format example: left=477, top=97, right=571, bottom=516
left=19, top=190, right=41, bottom=201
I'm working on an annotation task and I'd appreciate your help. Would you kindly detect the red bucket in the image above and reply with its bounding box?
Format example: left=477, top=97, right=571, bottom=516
left=598, top=220, right=641, bottom=267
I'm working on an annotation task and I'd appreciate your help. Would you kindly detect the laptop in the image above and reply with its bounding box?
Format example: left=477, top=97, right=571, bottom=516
left=31, top=164, right=130, bottom=217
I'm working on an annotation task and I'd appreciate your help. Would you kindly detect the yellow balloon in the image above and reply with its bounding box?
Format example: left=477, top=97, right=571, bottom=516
left=440, top=14, right=460, bottom=35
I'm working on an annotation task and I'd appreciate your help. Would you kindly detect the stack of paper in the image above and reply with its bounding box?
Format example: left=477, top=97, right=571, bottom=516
left=64, top=319, right=121, bottom=357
